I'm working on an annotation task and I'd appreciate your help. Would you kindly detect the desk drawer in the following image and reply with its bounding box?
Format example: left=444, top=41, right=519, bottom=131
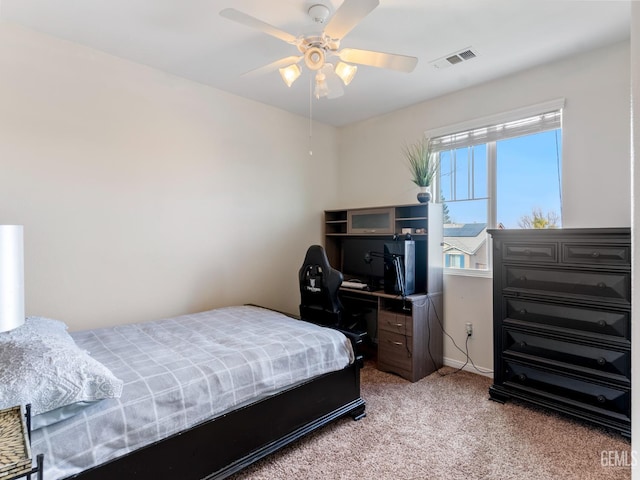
left=504, top=298, right=630, bottom=342
left=503, top=266, right=630, bottom=304
left=503, top=360, right=630, bottom=422
left=503, top=328, right=630, bottom=383
left=562, top=243, right=630, bottom=266
left=378, top=330, right=412, bottom=370
left=378, top=309, right=413, bottom=336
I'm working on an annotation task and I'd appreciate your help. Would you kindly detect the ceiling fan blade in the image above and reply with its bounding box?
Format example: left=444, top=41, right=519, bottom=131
left=241, top=56, right=302, bottom=78
left=324, top=0, right=380, bottom=40
left=220, top=8, right=297, bottom=44
left=338, top=48, right=418, bottom=73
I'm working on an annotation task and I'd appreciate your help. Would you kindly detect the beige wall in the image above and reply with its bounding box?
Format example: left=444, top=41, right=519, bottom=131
left=337, top=41, right=631, bottom=371
left=0, top=24, right=338, bottom=330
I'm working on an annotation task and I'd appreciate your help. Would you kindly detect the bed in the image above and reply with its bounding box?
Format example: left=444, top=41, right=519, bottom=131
left=0, top=305, right=365, bottom=479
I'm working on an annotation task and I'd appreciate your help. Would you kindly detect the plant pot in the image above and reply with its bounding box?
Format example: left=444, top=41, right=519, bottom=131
left=417, top=186, right=431, bottom=203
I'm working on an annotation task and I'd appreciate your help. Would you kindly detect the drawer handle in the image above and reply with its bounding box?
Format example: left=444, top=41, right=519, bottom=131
left=388, top=340, right=403, bottom=346
left=387, top=322, right=404, bottom=327
left=523, top=249, right=532, bottom=256
left=519, top=309, right=527, bottom=315
left=596, top=395, right=607, bottom=404
left=519, top=341, right=527, bottom=348
left=519, top=276, right=527, bottom=282
left=591, top=251, right=600, bottom=258
left=597, top=357, right=607, bottom=366
left=517, top=373, right=527, bottom=382
left=597, top=282, right=606, bottom=289
left=597, top=319, right=607, bottom=327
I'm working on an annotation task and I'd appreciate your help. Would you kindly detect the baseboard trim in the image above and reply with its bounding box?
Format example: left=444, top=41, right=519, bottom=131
left=442, top=356, right=493, bottom=378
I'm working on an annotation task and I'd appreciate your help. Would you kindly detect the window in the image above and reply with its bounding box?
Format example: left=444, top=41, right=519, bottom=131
left=428, top=100, right=564, bottom=273
left=444, top=253, right=465, bottom=268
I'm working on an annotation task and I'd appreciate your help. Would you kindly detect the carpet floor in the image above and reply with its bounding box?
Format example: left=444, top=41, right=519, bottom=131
left=230, top=362, right=631, bottom=480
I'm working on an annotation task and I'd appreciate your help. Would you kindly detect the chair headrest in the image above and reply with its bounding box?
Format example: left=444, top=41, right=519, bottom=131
left=299, top=245, right=343, bottom=323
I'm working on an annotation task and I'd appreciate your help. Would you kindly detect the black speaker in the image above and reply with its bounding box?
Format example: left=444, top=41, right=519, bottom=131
left=383, top=240, right=415, bottom=295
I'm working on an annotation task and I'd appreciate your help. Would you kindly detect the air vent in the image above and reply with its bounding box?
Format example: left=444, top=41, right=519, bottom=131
left=446, top=55, right=463, bottom=65
left=430, top=47, right=479, bottom=70
left=458, top=49, right=477, bottom=60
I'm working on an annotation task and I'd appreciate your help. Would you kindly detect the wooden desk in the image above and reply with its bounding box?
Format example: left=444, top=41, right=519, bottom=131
left=325, top=203, right=444, bottom=382
left=340, top=287, right=443, bottom=382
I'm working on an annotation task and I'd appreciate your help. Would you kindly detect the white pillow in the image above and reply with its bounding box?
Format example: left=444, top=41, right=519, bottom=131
left=0, top=317, right=123, bottom=418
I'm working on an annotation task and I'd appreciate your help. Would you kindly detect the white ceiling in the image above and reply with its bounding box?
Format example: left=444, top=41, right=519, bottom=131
left=0, top=0, right=631, bottom=127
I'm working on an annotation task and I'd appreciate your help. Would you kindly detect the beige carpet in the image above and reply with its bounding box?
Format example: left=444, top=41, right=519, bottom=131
left=230, top=362, right=631, bottom=480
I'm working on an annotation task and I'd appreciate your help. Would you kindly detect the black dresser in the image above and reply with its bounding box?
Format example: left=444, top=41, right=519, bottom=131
left=488, top=228, right=631, bottom=436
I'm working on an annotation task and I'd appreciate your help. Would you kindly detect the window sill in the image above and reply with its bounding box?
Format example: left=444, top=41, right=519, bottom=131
left=444, top=267, right=493, bottom=279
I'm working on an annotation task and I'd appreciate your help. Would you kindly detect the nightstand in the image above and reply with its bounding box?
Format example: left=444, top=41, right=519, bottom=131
left=0, top=405, right=44, bottom=480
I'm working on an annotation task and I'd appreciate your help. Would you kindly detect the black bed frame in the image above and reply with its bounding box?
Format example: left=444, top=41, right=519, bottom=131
left=66, top=360, right=365, bottom=480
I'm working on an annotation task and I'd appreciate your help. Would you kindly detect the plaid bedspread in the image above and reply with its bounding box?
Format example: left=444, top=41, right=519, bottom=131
left=30, top=305, right=354, bottom=479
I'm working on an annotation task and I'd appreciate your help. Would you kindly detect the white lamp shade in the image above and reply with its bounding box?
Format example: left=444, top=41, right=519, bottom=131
left=314, top=71, right=329, bottom=99
left=0, top=225, right=25, bottom=333
left=279, top=64, right=301, bottom=87
left=335, top=62, right=357, bottom=86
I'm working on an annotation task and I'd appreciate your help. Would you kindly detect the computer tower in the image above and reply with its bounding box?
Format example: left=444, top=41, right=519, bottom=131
left=383, top=240, right=415, bottom=295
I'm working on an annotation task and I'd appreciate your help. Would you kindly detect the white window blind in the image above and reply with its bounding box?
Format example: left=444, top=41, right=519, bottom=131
left=430, top=110, right=562, bottom=152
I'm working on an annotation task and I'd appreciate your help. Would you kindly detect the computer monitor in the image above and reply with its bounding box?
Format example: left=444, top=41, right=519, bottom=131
left=341, top=238, right=385, bottom=287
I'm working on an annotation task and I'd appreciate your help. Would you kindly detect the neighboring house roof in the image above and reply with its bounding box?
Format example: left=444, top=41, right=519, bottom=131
left=444, top=223, right=487, bottom=237
left=443, top=223, right=487, bottom=256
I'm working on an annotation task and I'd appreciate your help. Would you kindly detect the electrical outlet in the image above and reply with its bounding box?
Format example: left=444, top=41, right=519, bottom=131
left=465, top=322, right=473, bottom=337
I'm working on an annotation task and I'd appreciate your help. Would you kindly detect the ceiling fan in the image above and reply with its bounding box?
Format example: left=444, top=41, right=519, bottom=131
left=220, top=0, right=418, bottom=99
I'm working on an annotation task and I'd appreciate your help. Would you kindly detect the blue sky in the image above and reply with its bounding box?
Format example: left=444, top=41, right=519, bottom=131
left=440, top=130, right=562, bottom=228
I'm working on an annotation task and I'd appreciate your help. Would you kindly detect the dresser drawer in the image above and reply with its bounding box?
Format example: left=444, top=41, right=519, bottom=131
left=504, top=298, right=630, bottom=343
left=562, top=243, right=630, bottom=266
left=378, top=309, right=413, bottom=336
left=503, top=329, right=630, bottom=383
left=378, top=330, right=412, bottom=370
left=503, top=360, right=630, bottom=422
left=501, top=242, right=557, bottom=263
left=503, top=266, right=630, bottom=304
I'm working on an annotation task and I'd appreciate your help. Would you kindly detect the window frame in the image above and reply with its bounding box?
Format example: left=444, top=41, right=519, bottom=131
left=426, top=99, right=565, bottom=278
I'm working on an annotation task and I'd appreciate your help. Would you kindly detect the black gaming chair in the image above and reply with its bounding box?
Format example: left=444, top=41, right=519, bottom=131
left=299, top=245, right=368, bottom=346
left=299, top=245, right=344, bottom=328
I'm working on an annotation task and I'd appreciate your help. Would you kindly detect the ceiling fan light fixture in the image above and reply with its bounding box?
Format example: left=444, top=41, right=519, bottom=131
left=304, top=47, right=326, bottom=71
left=335, top=62, right=357, bottom=86
left=279, top=64, right=301, bottom=87
left=314, top=71, right=329, bottom=99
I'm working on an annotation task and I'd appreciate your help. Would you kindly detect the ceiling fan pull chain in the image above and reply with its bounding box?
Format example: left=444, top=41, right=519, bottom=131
left=309, top=75, right=313, bottom=156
